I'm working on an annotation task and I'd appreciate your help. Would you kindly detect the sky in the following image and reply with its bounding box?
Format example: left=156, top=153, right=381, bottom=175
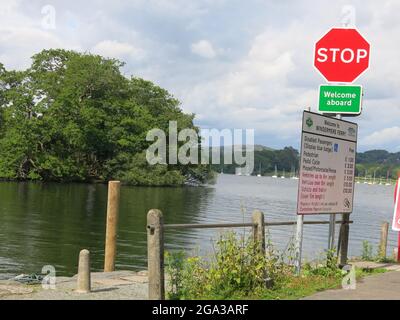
left=0, top=0, right=399, bottom=152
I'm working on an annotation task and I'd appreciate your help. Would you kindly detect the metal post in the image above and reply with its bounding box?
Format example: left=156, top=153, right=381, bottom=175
left=339, top=213, right=350, bottom=267
left=252, top=210, right=265, bottom=253
left=76, top=249, right=91, bottom=293
left=104, top=181, right=121, bottom=272
left=379, top=222, right=389, bottom=259
left=147, top=209, right=165, bottom=300
left=327, top=113, right=343, bottom=253
left=328, top=213, right=336, bottom=251
left=294, top=214, right=304, bottom=275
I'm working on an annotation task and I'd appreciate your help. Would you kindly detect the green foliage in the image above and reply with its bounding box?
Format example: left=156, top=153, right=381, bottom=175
left=213, top=146, right=400, bottom=178
left=355, top=149, right=400, bottom=180
left=357, top=150, right=398, bottom=165
left=361, top=240, right=374, bottom=261
left=213, top=146, right=299, bottom=175
left=165, top=232, right=389, bottom=300
left=0, top=49, right=212, bottom=185
left=165, top=231, right=350, bottom=300
left=303, top=250, right=343, bottom=278
left=165, top=231, right=293, bottom=300
left=358, top=240, right=396, bottom=263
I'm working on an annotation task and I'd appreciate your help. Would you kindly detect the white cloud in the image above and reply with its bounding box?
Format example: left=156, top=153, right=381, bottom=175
left=191, top=40, right=217, bottom=59
left=92, top=40, right=146, bottom=61
left=361, top=127, right=400, bottom=147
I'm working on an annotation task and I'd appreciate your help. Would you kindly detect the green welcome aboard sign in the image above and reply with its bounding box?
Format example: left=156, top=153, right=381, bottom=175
left=318, top=85, right=362, bottom=115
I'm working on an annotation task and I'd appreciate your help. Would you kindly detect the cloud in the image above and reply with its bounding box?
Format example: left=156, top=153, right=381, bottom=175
left=361, top=127, right=400, bottom=147
left=191, top=40, right=217, bottom=59
left=92, top=40, right=146, bottom=61
left=0, top=1, right=399, bottom=151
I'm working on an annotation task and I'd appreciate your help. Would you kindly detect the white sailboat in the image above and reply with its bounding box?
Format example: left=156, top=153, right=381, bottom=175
left=257, top=162, right=262, bottom=177
left=281, top=169, right=285, bottom=179
left=291, top=167, right=299, bottom=180
left=385, top=170, right=391, bottom=186
left=368, top=170, right=374, bottom=185
left=363, top=170, right=368, bottom=184
left=272, top=165, right=278, bottom=178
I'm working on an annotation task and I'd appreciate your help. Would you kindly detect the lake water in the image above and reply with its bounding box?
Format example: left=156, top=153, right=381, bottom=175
left=0, top=175, right=397, bottom=280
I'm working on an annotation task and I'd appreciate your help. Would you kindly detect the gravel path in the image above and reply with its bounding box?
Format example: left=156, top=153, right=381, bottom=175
left=0, top=270, right=148, bottom=300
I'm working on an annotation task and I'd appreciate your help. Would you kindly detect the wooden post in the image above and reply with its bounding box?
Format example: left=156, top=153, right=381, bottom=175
left=252, top=210, right=265, bottom=253
left=104, top=181, right=121, bottom=272
left=379, top=222, right=389, bottom=259
left=339, top=213, right=350, bottom=267
left=147, top=209, right=165, bottom=300
left=76, top=249, right=91, bottom=293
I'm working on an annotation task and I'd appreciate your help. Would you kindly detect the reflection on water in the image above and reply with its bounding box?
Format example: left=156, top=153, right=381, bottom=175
left=0, top=175, right=397, bottom=279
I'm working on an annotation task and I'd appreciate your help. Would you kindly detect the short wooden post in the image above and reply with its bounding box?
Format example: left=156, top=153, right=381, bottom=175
left=339, top=213, right=350, bottom=267
left=252, top=210, right=265, bottom=253
left=104, top=181, right=121, bottom=272
left=379, top=222, right=389, bottom=259
left=76, top=249, right=91, bottom=293
left=147, top=209, right=164, bottom=300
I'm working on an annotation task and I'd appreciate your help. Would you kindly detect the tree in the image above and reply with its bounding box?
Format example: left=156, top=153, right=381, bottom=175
left=0, top=49, right=212, bottom=185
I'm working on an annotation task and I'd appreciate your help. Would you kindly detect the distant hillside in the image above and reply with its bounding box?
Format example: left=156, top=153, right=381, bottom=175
left=210, top=145, right=298, bottom=176
left=210, top=146, right=400, bottom=178
left=355, top=150, right=400, bottom=179
left=356, top=150, right=400, bottom=165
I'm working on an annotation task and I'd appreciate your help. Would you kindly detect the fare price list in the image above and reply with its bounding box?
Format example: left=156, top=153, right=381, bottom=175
left=343, top=155, right=355, bottom=194
left=297, top=133, right=356, bottom=214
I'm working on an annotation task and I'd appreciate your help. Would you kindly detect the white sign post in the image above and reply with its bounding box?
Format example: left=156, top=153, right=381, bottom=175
left=297, top=111, right=357, bottom=215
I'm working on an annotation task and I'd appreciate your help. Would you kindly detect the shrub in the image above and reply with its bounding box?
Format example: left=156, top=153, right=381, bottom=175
left=361, top=240, right=374, bottom=261
left=165, top=231, right=293, bottom=300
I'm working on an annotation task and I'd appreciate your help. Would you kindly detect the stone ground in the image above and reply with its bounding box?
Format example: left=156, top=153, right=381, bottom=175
left=0, top=270, right=148, bottom=300
left=3, top=261, right=400, bottom=300
left=304, top=261, right=400, bottom=300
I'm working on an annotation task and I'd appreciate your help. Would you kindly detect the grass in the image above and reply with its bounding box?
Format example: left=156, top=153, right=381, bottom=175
left=260, top=274, right=341, bottom=300
left=261, top=267, right=386, bottom=300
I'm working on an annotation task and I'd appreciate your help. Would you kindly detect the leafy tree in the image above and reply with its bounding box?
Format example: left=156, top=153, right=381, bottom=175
left=0, top=49, right=212, bottom=185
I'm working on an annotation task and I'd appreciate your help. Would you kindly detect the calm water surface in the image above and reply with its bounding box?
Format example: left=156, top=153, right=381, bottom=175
left=0, top=175, right=396, bottom=279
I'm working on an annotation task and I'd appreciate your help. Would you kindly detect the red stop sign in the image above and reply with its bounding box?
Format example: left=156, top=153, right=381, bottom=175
left=314, top=28, right=370, bottom=83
